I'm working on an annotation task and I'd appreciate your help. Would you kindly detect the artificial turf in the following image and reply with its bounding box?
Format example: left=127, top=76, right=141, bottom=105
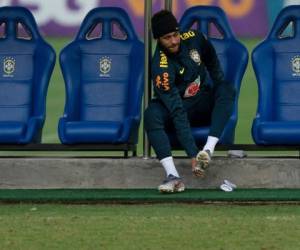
left=1, top=189, right=300, bottom=203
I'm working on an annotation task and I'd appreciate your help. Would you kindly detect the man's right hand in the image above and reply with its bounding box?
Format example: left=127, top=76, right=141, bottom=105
left=191, top=157, right=205, bottom=177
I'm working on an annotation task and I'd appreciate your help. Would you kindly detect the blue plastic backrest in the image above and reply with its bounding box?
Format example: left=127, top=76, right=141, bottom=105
left=60, top=7, right=143, bottom=123
left=268, top=5, right=300, bottom=39
left=76, top=7, right=138, bottom=41
left=0, top=6, right=41, bottom=40
left=0, top=7, right=43, bottom=122
left=252, top=5, right=300, bottom=121
left=180, top=5, right=234, bottom=39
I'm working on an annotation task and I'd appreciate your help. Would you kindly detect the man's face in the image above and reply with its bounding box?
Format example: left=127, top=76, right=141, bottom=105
left=158, top=31, right=180, bottom=54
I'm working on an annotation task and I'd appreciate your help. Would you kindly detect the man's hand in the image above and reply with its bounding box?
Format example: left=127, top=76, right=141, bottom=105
left=191, top=157, right=205, bottom=177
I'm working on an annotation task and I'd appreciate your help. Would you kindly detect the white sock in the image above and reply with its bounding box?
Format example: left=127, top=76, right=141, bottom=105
left=203, top=136, right=219, bottom=155
left=160, top=156, right=180, bottom=178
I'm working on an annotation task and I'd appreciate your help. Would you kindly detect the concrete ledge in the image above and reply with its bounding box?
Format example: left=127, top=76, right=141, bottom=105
left=0, top=157, right=299, bottom=189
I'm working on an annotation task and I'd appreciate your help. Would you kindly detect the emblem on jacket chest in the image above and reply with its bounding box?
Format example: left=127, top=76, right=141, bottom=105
left=189, top=49, right=201, bottom=65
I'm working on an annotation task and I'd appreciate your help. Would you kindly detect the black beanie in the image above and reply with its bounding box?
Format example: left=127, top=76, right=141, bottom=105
left=151, top=10, right=179, bottom=39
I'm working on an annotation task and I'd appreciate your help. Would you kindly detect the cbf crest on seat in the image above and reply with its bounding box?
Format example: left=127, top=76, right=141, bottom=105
left=168, top=6, right=248, bottom=147
left=58, top=7, right=144, bottom=150
left=0, top=6, right=55, bottom=143
left=252, top=5, right=300, bottom=145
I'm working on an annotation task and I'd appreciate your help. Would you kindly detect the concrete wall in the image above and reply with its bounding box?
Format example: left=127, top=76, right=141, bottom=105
left=0, top=157, right=299, bottom=189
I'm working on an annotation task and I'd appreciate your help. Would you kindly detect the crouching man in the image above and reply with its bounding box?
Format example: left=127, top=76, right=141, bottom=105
left=144, top=10, right=235, bottom=193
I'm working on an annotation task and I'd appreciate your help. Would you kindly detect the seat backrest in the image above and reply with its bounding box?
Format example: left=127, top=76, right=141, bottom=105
left=180, top=6, right=248, bottom=93
left=60, top=7, right=144, bottom=123
left=0, top=6, right=48, bottom=122
left=252, top=5, right=300, bottom=122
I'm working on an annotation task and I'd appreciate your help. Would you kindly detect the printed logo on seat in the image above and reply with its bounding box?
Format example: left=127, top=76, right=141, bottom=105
left=3, top=57, right=16, bottom=77
left=99, top=56, right=112, bottom=77
left=291, top=55, right=300, bottom=76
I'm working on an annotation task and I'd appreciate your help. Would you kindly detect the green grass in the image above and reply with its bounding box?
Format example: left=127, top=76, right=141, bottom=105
left=41, top=37, right=260, bottom=155
left=0, top=204, right=300, bottom=250
left=236, top=38, right=259, bottom=144
left=42, top=37, right=69, bottom=143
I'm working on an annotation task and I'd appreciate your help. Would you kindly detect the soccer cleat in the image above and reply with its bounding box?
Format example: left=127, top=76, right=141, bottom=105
left=193, top=150, right=211, bottom=177
left=158, top=174, right=185, bottom=193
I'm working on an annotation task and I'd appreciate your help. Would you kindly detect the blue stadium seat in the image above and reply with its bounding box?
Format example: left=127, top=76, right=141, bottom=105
left=0, top=6, right=56, bottom=143
left=58, top=7, right=144, bottom=147
left=168, top=6, right=248, bottom=147
left=252, top=5, right=300, bottom=145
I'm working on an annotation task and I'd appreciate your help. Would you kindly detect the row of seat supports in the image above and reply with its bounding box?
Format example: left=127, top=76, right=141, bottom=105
left=0, top=144, right=298, bottom=159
